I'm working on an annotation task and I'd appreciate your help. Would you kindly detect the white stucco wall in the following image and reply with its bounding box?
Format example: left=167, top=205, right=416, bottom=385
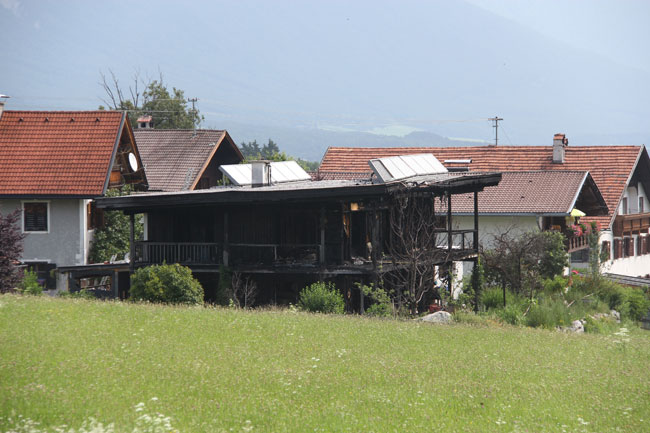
left=451, top=214, right=541, bottom=283
left=600, top=230, right=650, bottom=277
left=0, top=198, right=90, bottom=268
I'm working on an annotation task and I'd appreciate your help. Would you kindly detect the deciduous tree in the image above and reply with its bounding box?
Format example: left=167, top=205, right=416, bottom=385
left=99, top=70, right=203, bottom=129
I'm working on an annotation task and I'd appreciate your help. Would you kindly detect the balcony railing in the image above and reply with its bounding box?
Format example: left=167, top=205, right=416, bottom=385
left=566, top=233, right=589, bottom=253
left=134, top=242, right=219, bottom=265
left=612, top=212, right=650, bottom=237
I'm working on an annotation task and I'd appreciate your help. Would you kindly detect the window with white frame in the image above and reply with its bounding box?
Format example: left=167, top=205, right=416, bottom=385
left=23, top=202, right=49, bottom=232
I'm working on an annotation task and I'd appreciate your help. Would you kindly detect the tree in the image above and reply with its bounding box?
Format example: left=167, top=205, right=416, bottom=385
left=229, top=272, right=258, bottom=308
left=89, top=186, right=143, bottom=263
left=0, top=210, right=25, bottom=293
left=99, top=70, right=203, bottom=129
left=383, top=192, right=448, bottom=315
left=481, top=229, right=567, bottom=302
left=239, top=139, right=319, bottom=171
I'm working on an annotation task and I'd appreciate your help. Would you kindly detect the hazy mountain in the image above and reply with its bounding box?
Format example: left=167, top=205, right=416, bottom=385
left=220, top=122, right=484, bottom=162
left=2, top=1, right=648, bottom=152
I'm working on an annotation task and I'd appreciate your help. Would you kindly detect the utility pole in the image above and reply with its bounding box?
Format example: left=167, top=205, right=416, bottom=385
left=188, top=97, right=198, bottom=136
left=488, top=116, right=503, bottom=146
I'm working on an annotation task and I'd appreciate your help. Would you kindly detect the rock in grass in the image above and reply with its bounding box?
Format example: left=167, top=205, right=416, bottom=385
left=567, top=320, right=584, bottom=333
left=421, top=311, right=452, bottom=324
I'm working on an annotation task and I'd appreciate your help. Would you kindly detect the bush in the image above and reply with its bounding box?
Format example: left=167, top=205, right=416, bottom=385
left=19, top=268, right=42, bottom=295
left=298, top=281, right=344, bottom=314
left=543, top=275, right=569, bottom=294
left=625, top=289, right=650, bottom=321
left=498, top=304, right=523, bottom=326
left=481, top=287, right=518, bottom=310
left=357, top=282, right=393, bottom=317
left=365, top=302, right=392, bottom=317
left=130, top=263, right=204, bottom=305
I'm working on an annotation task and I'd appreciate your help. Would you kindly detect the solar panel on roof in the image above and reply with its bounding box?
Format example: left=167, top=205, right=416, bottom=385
left=368, top=153, right=448, bottom=183
left=219, top=160, right=311, bottom=186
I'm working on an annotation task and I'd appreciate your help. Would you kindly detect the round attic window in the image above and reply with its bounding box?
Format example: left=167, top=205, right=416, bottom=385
left=128, top=153, right=138, bottom=172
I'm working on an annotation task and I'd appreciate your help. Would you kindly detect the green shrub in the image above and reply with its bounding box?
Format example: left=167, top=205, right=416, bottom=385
left=481, top=287, right=517, bottom=310
left=498, top=304, right=523, bottom=326
left=524, top=303, right=556, bottom=329
left=625, top=289, right=650, bottom=321
left=357, top=282, right=393, bottom=317
left=543, top=275, right=569, bottom=294
left=19, top=268, right=42, bottom=295
left=130, top=263, right=204, bottom=305
left=583, top=315, right=619, bottom=334
left=365, top=302, right=392, bottom=317
left=298, top=281, right=344, bottom=314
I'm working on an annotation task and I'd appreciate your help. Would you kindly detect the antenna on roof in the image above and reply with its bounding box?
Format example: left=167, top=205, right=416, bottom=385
left=488, top=116, right=503, bottom=146
left=188, top=97, right=198, bottom=136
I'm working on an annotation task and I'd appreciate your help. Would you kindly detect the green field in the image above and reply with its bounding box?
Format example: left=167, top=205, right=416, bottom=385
left=1, top=295, right=649, bottom=433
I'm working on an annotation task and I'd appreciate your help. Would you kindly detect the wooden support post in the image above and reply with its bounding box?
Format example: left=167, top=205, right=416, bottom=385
left=129, top=214, right=135, bottom=274
left=111, top=270, right=118, bottom=299
left=447, top=192, right=453, bottom=297
left=320, top=206, right=326, bottom=264
left=359, top=279, right=365, bottom=314
left=223, top=211, right=229, bottom=266
left=474, top=190, right=479, bottom=252
left=447, top=192, right=452, bottom=254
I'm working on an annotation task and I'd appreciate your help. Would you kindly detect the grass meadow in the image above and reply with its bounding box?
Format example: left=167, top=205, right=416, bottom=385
left=1, top=295, right=649, bottom=433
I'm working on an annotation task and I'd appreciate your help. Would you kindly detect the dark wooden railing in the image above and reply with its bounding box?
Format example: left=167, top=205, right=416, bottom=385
left=229, top=243, right=320, bottom=265
left=134, top=242, right=219, bottom=265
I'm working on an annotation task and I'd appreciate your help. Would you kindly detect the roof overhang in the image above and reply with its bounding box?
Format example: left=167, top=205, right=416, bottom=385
left=95, top=172, right=502, bottom=213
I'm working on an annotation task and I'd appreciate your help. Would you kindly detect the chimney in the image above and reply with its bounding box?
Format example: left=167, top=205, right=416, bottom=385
left=0, top=94, right=9, bottom=119
left=136, top=115, right=153, bottom=129
left=251, top=160, right=271, bottom=187
left=552, top=133, right=568, bottom=164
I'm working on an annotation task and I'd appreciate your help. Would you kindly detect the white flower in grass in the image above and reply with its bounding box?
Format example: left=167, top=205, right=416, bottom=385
left=135, top=402, right=146, bottom=412
left=151, top=397, right=158, bottom=401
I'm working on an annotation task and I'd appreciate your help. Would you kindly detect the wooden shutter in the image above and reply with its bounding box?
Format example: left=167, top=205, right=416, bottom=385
left=613, top=239, right=622, bottom=259
left=602, top=241, right=611, bottom=261
left=24, top=202, right=48, bottom=232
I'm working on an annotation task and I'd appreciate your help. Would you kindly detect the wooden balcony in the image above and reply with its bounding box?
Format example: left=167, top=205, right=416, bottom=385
left=566, top=233, right=589, bottom=253
left=134, top=242, right=219, bottom=265
left=612, top=212, right=650, bottom=237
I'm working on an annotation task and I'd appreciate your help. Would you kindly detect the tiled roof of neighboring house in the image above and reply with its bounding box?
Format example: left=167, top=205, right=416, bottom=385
left=320, top=145, right=646, bottom=228
left=134, top=129, right=241, bottom=192
left=445, top=171, right=607, bottom=215
left=0, top=110, right=126, bottom=196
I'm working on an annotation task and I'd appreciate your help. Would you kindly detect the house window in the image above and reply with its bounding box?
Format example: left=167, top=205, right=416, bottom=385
left=23, top=202, right=48, bottom=232
left=639, top=197, right=645, bottom=214
left=621, top=197, right=628, bottom=215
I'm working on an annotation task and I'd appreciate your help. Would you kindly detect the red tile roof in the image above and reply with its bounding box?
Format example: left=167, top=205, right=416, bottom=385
left=320, top=145, right=645, bottom=228
left=134, top=129, right=239, bottom=192
left=0, top=110, right=126, bottom=197
left=447, top=171, right=601, bottom=215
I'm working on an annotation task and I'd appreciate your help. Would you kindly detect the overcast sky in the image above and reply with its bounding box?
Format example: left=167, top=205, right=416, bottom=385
left=1, top=0, right=649, bottom=149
